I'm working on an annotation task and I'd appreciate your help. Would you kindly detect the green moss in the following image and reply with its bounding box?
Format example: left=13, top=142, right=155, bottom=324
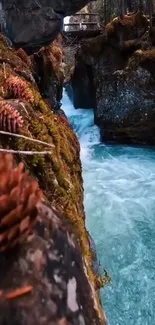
left=31, top=120, right=42, bottom=136
left=39, top=99, right=51, bottom=114
left=0, top=35, right=106, bottom=323
left=95, top=271, right=112, bottom=290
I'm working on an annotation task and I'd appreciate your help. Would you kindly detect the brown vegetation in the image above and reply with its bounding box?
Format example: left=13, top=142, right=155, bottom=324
left=0, top=153, right=42, bottom=252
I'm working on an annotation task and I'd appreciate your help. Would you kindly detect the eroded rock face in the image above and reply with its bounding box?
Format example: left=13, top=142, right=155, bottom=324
left=31, top=42, right=64, bottom=111
left=0, top=32, right=106, bottom=325
left=72, top=12, right=155, bottom=145
left=1, top=0, right=91, bottom=53
left=96, top=64, right=155, bottom=144
left=0, top=204, right=104, bottom=325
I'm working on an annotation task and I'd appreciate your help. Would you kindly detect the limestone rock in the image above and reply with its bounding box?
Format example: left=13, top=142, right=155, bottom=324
left=0, top=203, right=103, bottom=325
left=31, top=41, right=64, bottom=111
left=0, top=0, right=92, bottom=53
left=96, top=65, right=155, bottom=144
left=71, top=13, right=155, bottom=145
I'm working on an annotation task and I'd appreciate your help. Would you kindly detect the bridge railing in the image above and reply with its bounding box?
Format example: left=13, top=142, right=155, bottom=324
left=63, top=13, right=101, bottom=32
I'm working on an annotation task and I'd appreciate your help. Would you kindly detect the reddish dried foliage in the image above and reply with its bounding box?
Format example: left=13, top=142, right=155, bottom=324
left=6, top=76, right=34, bottom=104
left=53, top=33, right=63, bottom=47
left=16, top=48, right=31, bottom=67
left=58, top=115, right=71, bottom=128
left=51, top=45, right=63, bottom=64
left=0, top=100, right=23, bottom=133
left=0, top=153, right=43, bottom=252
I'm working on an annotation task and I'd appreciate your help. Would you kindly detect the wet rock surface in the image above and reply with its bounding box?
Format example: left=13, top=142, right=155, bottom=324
left=71, top=60, right=96, bottom=109
left=0, top=204, right=103, bottom=325
left=96, top=65, right=155, bottom=144
left=71, top=12, right=155, bottom=145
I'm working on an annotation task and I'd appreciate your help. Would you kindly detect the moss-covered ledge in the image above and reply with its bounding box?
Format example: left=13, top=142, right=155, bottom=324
left=0, top=34, right=106, bottom=324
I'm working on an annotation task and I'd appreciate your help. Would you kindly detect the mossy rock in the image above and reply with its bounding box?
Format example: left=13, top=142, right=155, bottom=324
left=0, top=34, right=105, bottom=323
left=105, top=12, right=148, bottom=42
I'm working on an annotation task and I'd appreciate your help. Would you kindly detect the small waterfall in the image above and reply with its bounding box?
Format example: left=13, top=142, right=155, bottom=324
left=62, top=89, right=155, bottom=325
left=62, top=89, right=100, bottom=159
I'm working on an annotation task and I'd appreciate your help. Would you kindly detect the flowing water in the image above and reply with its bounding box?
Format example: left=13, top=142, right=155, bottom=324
left=62, top=90, right=155, bottom=325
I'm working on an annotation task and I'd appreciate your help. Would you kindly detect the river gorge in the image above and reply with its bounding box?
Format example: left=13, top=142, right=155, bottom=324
left=63, top=89, right=155, bottom=325
left=0, top=2, right=155, bottom=324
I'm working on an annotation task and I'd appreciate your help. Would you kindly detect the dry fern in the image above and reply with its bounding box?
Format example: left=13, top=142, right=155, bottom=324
left=53, top=33, right=63, bottom=46
left=58, top=115, right=71, bottom=128
left=51, top=45, right=63, bottom=64
left=0, top=100, right=23, bottom=133
left=49, top=45, right=63, bottom=73
left=0, top=153, right=43, bottom=252
left=6, top=76, right=34, bottom=104
left=16, top=48, right=31, bottom=67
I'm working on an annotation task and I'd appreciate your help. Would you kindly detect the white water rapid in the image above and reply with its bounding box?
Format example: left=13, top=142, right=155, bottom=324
left=62, top=89, right=155, bottom=325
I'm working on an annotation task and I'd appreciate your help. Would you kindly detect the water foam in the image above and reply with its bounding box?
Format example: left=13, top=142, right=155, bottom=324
left=62, top=89, right=155, bottom=325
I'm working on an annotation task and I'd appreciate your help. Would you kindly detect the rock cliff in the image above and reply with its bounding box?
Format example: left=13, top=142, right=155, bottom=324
left=0, top=0, right=92, bottom=53
left=0, top=33, right=106, bottom=325
left=71, top=12, right=155, bottom=145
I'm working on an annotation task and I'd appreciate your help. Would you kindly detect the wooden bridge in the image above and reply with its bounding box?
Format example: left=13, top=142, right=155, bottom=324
left=63, top=13, right=102, bottom=40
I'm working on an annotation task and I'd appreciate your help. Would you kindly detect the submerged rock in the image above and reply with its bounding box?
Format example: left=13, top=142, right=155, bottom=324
left=0, top=33, right=106, bottom=324
left=1, top=0, right=92, bottom=53
left=71, top=12, right=155, bottom=145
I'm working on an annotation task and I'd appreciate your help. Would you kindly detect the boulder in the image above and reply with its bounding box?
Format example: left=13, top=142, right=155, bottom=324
left=0, top=0, right=92, bottom=53
left=71, top=13, right=155, bottom=145
left=0, top=202, right=104, bottom=325
left=94, top=45, right=155, bottom=145
left=96, top=62, right=155, bottom=144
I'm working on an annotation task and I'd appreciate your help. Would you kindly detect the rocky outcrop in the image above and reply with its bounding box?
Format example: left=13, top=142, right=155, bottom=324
left=105, top=12, right=149, bottom=42
left=0, top=191, right=102, bottom=325
left=71, top=12, right=155, bottom=145
left=0, top=0, right=92, bottom=53
left=96, top=60, right=155, bottom=144
left=31, top=37, right=64, bottom=112
left=0, top=34, right=106, bottom=324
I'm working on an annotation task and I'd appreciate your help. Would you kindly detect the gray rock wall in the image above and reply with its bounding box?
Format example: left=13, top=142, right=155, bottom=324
left=0, top=0, right=92, bottom=52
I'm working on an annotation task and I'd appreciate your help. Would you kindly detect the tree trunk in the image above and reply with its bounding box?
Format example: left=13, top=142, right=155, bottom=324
left=104, top=0, right=107, bottom=25
left=127, top=0, right=133, bottom=12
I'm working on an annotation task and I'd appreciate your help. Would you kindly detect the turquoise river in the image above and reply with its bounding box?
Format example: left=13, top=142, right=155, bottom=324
left=62, top=90, right=155, bottom=325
